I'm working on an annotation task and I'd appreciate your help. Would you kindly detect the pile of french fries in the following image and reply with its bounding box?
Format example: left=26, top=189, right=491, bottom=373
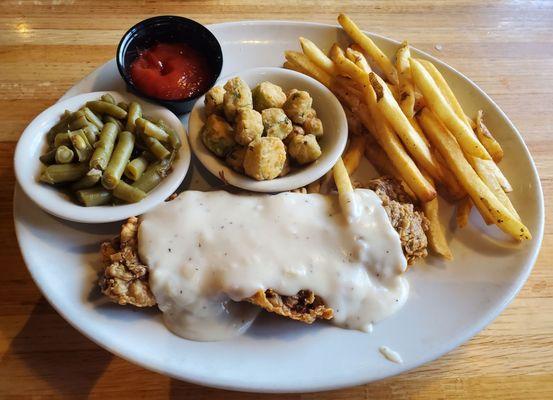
left=285, top=13, right=531, bottom=260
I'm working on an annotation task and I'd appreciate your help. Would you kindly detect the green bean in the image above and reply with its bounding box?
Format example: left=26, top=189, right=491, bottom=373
left=76, top=186, right=113, bottom=206
left=125, top=102, right=142, bottom=133
left=82, top=125, right=99, bottom=145
left=157, top=119, right=181, bottom=149
left=47, top=110, right=85, bottom=145
left=55, top=145, right=74, bottom=164
left=142, top=134, right=170, bottom=159
left=102, top=115, right=123, bottom=133
left=124, top=155, right=148, bottom=181
left=117, top=102, right=129, bottom=111
left=86, top=101, right=127, bottom=119
left=54, top=133, right=71, bottom=148
left=40, top=163, right=88, bottom=184
left=82, top=107, right=104, bottom=130
left=112, top=180, right=147, bottom=203
left=102, top=130, right=134, bottom=189
left=68, top=129, right=93, bottom=162
left=69, top=114, right=91, bottom=130
left=136, top=118, right=169, bottom=142
left=101, top=93, right=116, bottom=104
left=132, top=152, right=174, bottom=192
left=90, top=122, right=118, bottom=170
left=71, top=168, right=102, bottom=190
left=132, top=162, right=163, bottom=192
left=40, top=148, right=57, bottom=165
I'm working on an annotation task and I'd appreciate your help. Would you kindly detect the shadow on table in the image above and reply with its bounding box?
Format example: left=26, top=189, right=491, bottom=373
left=3, top=298, right=113, bottom=398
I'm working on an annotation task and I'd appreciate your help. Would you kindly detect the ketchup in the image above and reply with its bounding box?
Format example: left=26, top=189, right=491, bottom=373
left=129, top=43, right=213, bottom=100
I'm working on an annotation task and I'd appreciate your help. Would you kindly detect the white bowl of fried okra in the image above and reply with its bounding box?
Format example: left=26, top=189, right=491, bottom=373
left=188, top=67, right=348, bottom=192
left=14, top=91, right=191, bottom=223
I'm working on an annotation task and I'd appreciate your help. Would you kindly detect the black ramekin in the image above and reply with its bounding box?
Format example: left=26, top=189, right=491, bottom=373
left=116, top=15, right=223, bottom=115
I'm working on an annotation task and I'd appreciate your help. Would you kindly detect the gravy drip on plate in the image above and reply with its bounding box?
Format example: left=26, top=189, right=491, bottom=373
left=138, top=190, right=408, bottom=341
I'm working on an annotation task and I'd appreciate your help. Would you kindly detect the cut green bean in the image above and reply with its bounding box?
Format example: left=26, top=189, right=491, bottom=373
left=40, top=163, right=88, bottom=184
left=157, top=119, right=181, bottom=149
left=82, top=107, right=104, bottom=130
left=101, top=93, right=116, bottom=104
left=76, top=186, right=113, bottom=206
left=47, top=111, right=73, bottom=143
left=102, top=130, right=134, bottom=189
left=68, top=129, right=93, bottom=162
left=82, top=125, right=99, bottom=145
left=117, top=102, right=129, bottom=111
left=71, top=168, right=102, bottom=190
left=142, top=134, right=170, bottom=159
left=113, top=180, right=147, bottom=203
left=90, top=122, right=118, bottom=170
left=86, top=101, right=127, bottom=119
left=125, top=102, right=142, bottom=133
left=40, top=148, right=57, bottom=165
left=124, top=155, right=148, bottom=181
left=55, top=145, right=74, bottom=164
left=136, top=118, right=169, bottom=142
left=132, top=162, right=163, bottom=192
left=69, top=114, right=91, bottom=130
left=102, top=115, right=123, bottom=133
left=54, top=133, right=71, bottom=148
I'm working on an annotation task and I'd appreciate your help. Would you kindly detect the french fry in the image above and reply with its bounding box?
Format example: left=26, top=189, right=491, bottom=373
left=283, top=60, right=310, bottom=76
left=338, top=13, right=399, bottom=85
left=417, top=108, right=530, bottom=240
left=284, top=51, right=332, bottom=88
left=307, top=179, right=321, bottom=194
left=299, top=37, right=337, bottom=75
left=456, top=197, right=472, bottom=228
left=346, top=47, right=372, bottom=73
left=368, top=72, right=445, bottom=183
left=470, top=156, right=519, bottom=219
left=334, top=75, right=364, bottom=99
left=343, top=135, right=367, bottom=175
left=431, top=147, right=467, bottom=201
left=417, top=58, right=474, bottom=130
left=396, top=41, right=416, bottom=118
left=330, top=48, right=436, bottom=202
left=414, top=90, right=425, bottom=113
left=368, top=100, right=436, bottom=202
left=344, top=107, right=367, bottom=136
left=333, top=157, right=357, bottom=220
left=330, top=80, right=363, bottom=113
left=422, top=197, right=453, bottom=260
left=410, top=58, right=490, bottom=160
left=476, top=110, right=504, bottom=163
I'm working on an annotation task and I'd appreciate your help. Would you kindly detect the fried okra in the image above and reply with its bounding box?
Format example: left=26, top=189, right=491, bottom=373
left=303, top=117, right=323, bottom=138
left=235, top=108, right=263, bottom=145
left=225, top=146, right=247, bottom=172
left=283, top=90, right=313, bottom=124
left=223, top=77, right=253, bottom=120
left=284, top=124, right=305, bottom=145
left=252, top=81, right=287, bottom=111
left=288, top=134, right=321, bottom=165
left=204, top=86, right=225, bottom=116
left=262, top=108, right=293, bottom=140
left=202, top=114, right=235, bottom=157
left=243, top=137, right=286, bottom=180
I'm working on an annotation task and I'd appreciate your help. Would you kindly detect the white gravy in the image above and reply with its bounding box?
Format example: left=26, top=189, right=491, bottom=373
left=138, top=189, right=408, bottom=341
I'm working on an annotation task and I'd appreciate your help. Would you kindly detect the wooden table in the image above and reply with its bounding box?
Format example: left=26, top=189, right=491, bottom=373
left=1, top=1, right=552, bottom=398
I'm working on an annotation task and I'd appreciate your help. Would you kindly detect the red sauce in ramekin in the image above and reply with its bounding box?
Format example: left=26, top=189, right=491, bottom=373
left=129, top=43, right=213, bottom=100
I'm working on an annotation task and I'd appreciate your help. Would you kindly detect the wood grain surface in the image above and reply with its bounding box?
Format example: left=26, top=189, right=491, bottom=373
left=1, top=1, right=552, bottom=398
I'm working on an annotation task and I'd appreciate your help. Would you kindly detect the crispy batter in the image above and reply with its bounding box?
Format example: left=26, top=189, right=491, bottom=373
left=248, top=289, right=333, bottom=323
left=99, top=217, right=156, bottom=307
left=366, top=177, right=429, bottom=264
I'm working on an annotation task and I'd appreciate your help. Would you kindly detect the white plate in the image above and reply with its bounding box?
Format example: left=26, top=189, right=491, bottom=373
left=13, top=21, right=544, bottom=393
left=189, top=67, right=348, bottom=192
left=14, top=91, right=191, bottom=223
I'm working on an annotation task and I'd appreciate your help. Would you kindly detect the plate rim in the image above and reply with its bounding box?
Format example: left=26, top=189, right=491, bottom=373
left=13, top=19, right=545, bottom=393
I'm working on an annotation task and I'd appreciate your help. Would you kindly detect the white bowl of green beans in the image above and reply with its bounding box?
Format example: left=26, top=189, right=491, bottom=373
left=14, top=91, right=191, bottom=223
